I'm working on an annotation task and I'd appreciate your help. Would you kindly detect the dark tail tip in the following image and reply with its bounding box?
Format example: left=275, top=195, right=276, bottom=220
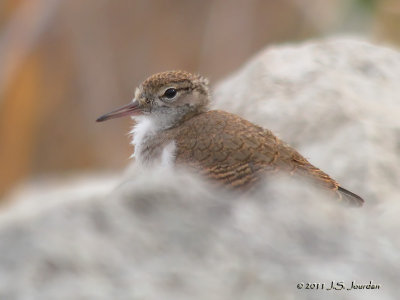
left=337, top=186, right=364, bottom=207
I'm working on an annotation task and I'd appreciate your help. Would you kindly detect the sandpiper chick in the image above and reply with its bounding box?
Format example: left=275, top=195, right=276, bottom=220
left=97, top=71, right=364, bottom=206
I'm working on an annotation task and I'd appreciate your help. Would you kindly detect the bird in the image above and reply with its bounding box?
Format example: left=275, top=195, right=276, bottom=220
left=96, top=70, right=364, bottom=206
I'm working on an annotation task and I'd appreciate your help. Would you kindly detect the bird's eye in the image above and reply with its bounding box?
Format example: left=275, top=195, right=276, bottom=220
left=163, top=88, right=177, bottom=99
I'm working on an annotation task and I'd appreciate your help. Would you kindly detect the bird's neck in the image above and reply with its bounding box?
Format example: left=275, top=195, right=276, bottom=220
left=130, top=116, right=162, bottom=163
left=130, top=106, right=207, bottom=163
left=151, top=105, right=207, bottom=130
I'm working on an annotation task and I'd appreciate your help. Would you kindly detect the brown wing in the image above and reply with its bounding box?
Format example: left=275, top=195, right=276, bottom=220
left=173, top=110, right=363, bottom=205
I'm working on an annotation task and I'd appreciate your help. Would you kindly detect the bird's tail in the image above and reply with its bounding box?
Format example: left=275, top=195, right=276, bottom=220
left=337, top=186, right=364, bottom=206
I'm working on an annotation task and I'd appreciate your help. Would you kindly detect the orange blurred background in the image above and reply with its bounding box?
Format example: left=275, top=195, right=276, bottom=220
left=1, top=0, right=399, bottom=198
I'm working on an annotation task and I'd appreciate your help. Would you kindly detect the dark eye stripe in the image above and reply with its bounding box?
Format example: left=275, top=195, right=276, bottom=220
left=178, top=87, right=191, bottom=93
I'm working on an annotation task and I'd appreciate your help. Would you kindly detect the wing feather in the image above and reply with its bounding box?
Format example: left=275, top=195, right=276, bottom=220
left=172, top=110, right=363, bottom=205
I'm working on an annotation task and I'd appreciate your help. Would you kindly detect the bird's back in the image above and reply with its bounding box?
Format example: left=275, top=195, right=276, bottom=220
left=170, top=110, right=363, bottom=205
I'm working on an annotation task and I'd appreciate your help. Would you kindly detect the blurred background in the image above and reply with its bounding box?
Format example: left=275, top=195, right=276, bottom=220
left=1, top=0, right=399, bottom=199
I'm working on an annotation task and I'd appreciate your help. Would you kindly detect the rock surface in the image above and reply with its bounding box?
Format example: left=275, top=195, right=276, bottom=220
left=1, top=38, right=400, bottom=299
left=214, top=37, right=400, bottom=203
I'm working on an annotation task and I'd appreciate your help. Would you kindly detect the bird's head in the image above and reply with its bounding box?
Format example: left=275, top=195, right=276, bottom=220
left=96, top=71, right=210, bottom=128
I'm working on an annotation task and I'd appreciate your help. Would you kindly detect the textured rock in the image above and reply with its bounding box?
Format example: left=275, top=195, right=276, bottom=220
left=214, top=37, right=400, bottom=203
left=1, top=38, right=400, bottom=299
left=1, top=167, right=399, bottom=300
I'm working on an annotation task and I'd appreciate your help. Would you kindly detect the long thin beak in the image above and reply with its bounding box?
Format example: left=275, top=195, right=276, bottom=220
left=96, top=100, right=142, bottom=122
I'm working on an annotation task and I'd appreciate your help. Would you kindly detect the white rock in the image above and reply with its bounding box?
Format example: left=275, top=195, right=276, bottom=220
left=214, top=37, right=400, bottom=203
left=0, top=167, right=398, bottom=300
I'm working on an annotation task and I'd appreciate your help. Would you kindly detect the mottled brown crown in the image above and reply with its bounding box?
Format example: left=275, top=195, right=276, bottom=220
left=141, top=70, right=209, bottom=94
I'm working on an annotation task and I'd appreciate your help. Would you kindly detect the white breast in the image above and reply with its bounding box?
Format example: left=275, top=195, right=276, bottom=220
left=130, top=117, right=156, bottom=160
left=130, top=117, right=176, bottom=167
